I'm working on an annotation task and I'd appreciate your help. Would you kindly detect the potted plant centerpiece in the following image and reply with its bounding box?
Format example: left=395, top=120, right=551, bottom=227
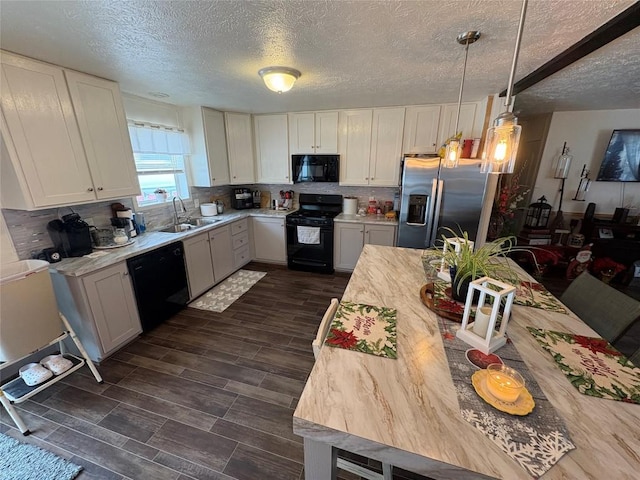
left=425, top=228, right=519, bottom=302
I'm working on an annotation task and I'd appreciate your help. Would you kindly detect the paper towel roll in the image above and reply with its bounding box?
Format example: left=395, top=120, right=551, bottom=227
left=343, top=197, right=358, bottom=216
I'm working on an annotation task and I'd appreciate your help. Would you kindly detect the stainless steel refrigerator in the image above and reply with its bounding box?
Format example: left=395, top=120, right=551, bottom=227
left=397, top=156, right=489, bottom=248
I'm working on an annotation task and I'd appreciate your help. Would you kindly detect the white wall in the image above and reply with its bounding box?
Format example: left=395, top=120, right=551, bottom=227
left=122, top=94, right=183, bottom=127
left=0, top=213, right=18, bottom=264
left=532, top=108, right=640, bottom=216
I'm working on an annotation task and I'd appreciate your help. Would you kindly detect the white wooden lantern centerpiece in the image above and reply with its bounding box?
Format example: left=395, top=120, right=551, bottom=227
left=437, top=237, right=475, bottom=282
left=456, top=276, right=516, bottom=354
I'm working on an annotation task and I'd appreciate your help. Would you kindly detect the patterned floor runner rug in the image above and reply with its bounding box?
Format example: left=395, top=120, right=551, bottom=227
left=0, top=432, right=82, bottom=480
left=189, top=270, right=266, bottom=312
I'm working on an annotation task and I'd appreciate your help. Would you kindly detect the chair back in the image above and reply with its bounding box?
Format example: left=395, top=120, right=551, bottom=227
left=560, top=271, right=640, bottom=343
left=313, top=298, right=339, bottom=360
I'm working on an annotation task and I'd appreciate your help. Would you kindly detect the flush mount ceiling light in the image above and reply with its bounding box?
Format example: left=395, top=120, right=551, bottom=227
left=258, top=66, right=301, bottom=93
left=443, top=30, right=481, bottom=169
left=481, top=0, right=528, bottom=174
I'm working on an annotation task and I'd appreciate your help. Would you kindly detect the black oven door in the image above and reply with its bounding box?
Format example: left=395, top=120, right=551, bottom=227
left=286, top=222, right=334, bottom=273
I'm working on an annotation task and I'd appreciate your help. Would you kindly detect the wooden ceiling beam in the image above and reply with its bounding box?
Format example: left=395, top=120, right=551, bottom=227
left=499, top=2, right=640, bottom=97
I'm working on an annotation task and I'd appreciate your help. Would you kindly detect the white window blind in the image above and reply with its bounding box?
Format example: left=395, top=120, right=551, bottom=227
left=128, top=123, right=190, bottom=155
left=128, top=123, right=191, bottom=207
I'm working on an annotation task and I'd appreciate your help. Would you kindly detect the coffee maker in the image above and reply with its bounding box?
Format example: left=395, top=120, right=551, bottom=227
left=47, top=213, right=93, bottom=257
left=232, top=188, right=254, bottom=209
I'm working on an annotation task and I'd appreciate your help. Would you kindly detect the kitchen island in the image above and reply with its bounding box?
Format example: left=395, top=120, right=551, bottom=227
left=293, top=244, right=640, bottom=479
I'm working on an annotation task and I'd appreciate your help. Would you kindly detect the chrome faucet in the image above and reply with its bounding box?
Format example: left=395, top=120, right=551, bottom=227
left=172, top=196, right=189, bottom=224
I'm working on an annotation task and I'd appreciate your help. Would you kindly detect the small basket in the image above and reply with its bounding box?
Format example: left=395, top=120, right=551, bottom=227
left=91, top=228, right=114, bottom=247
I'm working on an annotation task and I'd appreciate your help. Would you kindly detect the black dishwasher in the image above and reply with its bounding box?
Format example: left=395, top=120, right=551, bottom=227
left=127, top=241, right=189, bottom=332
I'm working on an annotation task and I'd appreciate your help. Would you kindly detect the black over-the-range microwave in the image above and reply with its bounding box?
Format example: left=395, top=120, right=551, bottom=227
left=292, top=154, right=339, bottom=183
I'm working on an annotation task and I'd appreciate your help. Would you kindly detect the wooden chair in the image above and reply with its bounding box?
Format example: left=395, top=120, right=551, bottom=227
left=313, top=299, right=392, bottom=480
left=560, top=271, right=640, bottom=343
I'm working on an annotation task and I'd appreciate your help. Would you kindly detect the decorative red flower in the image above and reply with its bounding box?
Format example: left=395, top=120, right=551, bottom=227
left=435, top=299, right=465, bottom=314
left=573, top=335, right=621, bottom=357
left=591, top=257, right=626, bottom=276
left=326, top=329, right=358, bottom=349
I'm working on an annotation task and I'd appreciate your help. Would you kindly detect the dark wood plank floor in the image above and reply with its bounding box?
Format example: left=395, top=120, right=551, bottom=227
left=0, top=263, right=431, bottom=480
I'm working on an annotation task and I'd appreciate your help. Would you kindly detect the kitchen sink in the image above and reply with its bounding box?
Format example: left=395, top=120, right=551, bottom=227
left=158, top=219, right=221, bottom=233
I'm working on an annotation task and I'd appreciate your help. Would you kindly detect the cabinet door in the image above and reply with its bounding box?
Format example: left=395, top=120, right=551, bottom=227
left=288, top=112, right=315, bottom=154
left=437, top=103, right=478, bottom=153
left=210, top=225, right=235, bottom=283
left=203, top=108, right=230, bottom=186
left=225, top=112, right=255, bottom=184
left=0, top=52, right=95, bottom=207
left=82, top=262, right=142, bottom=355
left=403, top=105, right=441, bottom=154
left=365, top=224, right=396, bottom=247
left=370, top=108, right=405, bottom=186
left=65, top=70, right=140, bottom=200
left=183, top=232, right=215, bottom=299
left=315, top=111, right=339, bottom=153
left=338, top=110, right=373, bottom=186
left=252, top=217, right=286, bottom=263
left=254, top=114, right=290, bottom=184
left=334, top=222, right=365, bottom=271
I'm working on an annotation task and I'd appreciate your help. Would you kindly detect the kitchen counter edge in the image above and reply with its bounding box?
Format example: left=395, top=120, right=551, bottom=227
left=50, top=209, right=292, bottom=277
left=335, top=213, right=398, bottom=225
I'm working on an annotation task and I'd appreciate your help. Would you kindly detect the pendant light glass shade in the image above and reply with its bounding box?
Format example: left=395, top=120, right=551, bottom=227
left=258, top=67, right=301, bottom=93
left=442, top=31, right=480, bottom=169
left=443, top=139, right=462, bottom=168
left=481, top=111, right=522, bottom=174
left=482, top=0, right=528, bottom=174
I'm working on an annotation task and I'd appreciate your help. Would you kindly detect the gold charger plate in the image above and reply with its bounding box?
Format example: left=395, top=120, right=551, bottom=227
left=471, top=369, right=535, bottom=416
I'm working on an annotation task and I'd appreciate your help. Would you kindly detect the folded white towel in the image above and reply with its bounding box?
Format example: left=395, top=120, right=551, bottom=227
left=297, top=226, right=321, bottom=245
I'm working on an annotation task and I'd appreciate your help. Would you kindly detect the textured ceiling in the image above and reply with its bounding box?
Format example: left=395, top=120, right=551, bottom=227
left=1, top=0, right=638, bottom=115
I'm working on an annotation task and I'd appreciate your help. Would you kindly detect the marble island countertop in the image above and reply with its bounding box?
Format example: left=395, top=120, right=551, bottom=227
left=293, top=244, right=640, bottom=480
left=51, top=208, right=292, bottom=277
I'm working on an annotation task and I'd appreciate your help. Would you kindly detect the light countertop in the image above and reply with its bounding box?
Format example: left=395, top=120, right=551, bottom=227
left=50, top=208, right=291, bottom=277
left=335, top=213, right=398, bottom=226
left=293, top=244, right=639, bottom=479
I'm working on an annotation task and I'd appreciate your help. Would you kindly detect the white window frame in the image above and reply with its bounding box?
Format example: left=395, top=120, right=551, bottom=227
left=128, top=123, right=191, bottom=209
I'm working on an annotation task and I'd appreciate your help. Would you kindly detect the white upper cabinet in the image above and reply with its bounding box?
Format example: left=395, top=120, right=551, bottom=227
left=403, top=105, right=442, bottom=154
left=437, top=102, right=478, bottom=153
left=1, top=51, right=95, bottom=208
left=338, top=109, right=373, bottom=186
left=65, top=71, right=139, bottom=200
left=225, top=112, right=255, bottom=184
left=0, top=51, right=139, bottom=210
left=184, top=107, right=230, bottom=187
left=288, top=111, right=338, bottom=154
left=369, top=107, right=405, bottom=186
left=254, top=114, right=290, bottom=184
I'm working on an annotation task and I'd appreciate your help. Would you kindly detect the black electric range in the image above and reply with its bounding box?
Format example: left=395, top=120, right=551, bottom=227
left=286, top=194, right=343, bottom=273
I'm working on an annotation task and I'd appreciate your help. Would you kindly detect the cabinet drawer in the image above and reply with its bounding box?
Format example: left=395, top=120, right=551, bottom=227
left=234, top=245, right=250, bottom=269
left=231, top=219, right=248, bottom=236
left=233, top=232, right=249, bottom=250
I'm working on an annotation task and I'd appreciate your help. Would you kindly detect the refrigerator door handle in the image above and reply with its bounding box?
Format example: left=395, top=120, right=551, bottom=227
left=429, top=179, right=444, bottom=246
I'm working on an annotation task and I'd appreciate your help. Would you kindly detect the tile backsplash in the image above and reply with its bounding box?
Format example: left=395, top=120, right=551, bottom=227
left=2, top=183, right=397, bottom=260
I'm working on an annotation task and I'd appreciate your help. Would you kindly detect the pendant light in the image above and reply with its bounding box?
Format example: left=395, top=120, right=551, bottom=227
left=258, top=66, right=301, bottom=93
left=443, top=31, right=481, bottom=169
left=481, top=0, right=528, bottom=174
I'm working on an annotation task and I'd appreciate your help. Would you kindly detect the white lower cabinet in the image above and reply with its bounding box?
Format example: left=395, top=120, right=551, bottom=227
left=231, top=219, right=251, bottom=269
left=51, top=262, right=142, bottom=362
left=210, top=225, right=234, bottom=282
left=183, top=232, right=215, bottom=299
left=252, top=216, right=286, bottom=263
left=334, top=222, right=397, bottom=271
left=183, top=224, right=234, bottom=299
